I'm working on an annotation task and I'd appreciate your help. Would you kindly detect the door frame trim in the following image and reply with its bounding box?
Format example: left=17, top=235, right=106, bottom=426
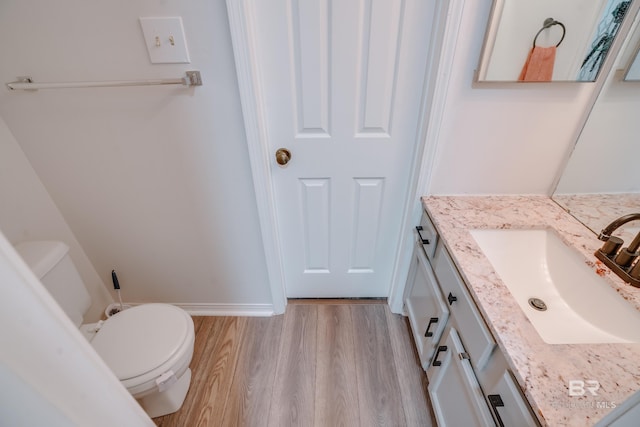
left=388, top=0, right=466, bottom=313
left=226, top=0, right=465, bottom=315
left=226, top=0, right=287, bottom=314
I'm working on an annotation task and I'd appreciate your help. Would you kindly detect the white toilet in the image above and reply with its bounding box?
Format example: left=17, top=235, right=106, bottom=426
left=14, top=240, right=195, bottom=418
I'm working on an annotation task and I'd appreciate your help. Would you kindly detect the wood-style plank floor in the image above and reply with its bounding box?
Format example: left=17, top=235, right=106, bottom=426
left=154, top=300, right=434, bottom=427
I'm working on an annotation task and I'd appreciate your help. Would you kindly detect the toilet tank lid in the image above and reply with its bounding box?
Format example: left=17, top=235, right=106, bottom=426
left=14, top=241, right=70, bottom=279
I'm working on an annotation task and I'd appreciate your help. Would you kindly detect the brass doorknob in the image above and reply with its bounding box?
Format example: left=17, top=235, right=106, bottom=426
left=275, top=148, right=291, bottom=166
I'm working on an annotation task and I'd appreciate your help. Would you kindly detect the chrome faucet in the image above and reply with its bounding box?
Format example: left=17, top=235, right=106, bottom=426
left=595, top=213, right=640, bottom=287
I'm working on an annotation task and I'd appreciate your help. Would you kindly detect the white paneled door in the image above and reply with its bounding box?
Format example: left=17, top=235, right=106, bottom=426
left=248, top=0, right=435, bottom=297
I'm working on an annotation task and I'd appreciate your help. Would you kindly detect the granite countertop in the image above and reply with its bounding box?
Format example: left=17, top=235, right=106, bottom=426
left=422, top=195, right=640, bottom=427
left=553, top=193, right=640, bottom=242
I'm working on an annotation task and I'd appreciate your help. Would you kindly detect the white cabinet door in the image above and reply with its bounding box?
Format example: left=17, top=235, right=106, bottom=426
left=405, top=243, right=450, bottom=370
left=486, top=371, right=538, bottom=427
left=428, top=328, right=495, bottom=427
left=433, top=243, right=495, bottom=370
left=416, top=211, right=438, bottom=260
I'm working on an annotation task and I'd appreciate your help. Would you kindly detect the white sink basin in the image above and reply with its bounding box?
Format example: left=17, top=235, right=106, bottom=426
left=470, top=228, right=640, bottom=344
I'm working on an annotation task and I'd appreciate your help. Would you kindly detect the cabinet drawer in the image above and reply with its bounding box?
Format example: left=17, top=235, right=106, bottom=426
left=486, top=371, right=539, bottom=427
left=405, top=242, right=450, bottom=370
left=434, top=243, right=495, bottom=370
left=416, top=211, right=438, bottom=260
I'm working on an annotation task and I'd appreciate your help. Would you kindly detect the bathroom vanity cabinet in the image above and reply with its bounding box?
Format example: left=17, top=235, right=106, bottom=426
left=404, top=210, right=539, bottom=426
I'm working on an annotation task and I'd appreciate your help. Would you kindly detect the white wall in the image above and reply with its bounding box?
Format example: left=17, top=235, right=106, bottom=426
left=555, top=15, right=640, bottom=194
left=555, top=75, right=640, bottom=194
left=0, top=0, right=271, bottom=307
left=0, top=116, right=111, bottom=321
left=0, top=0, right=607, bottom=310
left=428, top=0, right=599, bottom=195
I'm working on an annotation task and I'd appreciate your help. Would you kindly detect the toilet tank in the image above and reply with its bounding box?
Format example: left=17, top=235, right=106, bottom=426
left=14, top=241, right=92, bottom=327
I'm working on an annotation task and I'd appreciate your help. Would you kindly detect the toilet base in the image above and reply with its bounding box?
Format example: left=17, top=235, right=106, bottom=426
left=137, top=368, right=192, bottom=418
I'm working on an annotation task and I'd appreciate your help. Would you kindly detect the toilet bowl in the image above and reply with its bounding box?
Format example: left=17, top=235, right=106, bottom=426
left=14, top=241, right=195, bottom=418
left=87, top=303, right=195, bottom=417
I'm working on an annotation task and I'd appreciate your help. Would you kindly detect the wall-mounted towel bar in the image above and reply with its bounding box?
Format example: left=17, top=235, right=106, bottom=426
left=6, top=70, right=202, bottom=90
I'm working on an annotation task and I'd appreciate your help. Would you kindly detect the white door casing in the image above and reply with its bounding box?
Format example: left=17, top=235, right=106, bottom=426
left=227, top=0, right=465, bottom=310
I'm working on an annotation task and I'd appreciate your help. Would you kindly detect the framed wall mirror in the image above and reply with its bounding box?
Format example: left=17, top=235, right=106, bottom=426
left=553, top=4, right=640, bottom=237
left=477, top=0, right=634, bottom=82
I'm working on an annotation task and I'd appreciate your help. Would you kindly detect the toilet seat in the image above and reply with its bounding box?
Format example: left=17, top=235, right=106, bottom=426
left=91, top=303, right=194, bottom=397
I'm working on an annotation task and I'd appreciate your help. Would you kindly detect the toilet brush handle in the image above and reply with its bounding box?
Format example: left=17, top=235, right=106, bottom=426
left=111, top=270, right=120, bottom=289
left=116, top=290, right=124, bottom=311
left=112, top=270, right=124, bottom=310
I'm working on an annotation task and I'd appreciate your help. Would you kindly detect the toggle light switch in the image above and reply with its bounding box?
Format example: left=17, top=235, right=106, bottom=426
left=139, top=17, right=190, bottom=64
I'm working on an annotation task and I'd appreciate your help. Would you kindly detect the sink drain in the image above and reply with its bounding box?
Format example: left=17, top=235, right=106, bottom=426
left=528, top=298, right=547, bottom=311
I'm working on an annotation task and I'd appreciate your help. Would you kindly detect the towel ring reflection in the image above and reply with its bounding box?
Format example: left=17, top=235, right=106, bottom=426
left=533, top=18, right=566, bottom=48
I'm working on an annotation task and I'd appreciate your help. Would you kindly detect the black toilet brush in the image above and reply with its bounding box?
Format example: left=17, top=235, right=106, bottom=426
left=111, top=270, right=124, bottom=313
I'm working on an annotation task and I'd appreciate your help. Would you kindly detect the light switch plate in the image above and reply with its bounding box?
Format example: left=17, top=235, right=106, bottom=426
left=139, top=17, right=190, bottom=64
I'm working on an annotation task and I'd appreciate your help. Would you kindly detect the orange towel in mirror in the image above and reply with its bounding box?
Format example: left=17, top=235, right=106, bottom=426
left=518, top=46, right=556, bottom=82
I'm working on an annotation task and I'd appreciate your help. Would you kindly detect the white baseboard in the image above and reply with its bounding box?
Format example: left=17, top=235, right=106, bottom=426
left=160, top=303, right=276, bottom=317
